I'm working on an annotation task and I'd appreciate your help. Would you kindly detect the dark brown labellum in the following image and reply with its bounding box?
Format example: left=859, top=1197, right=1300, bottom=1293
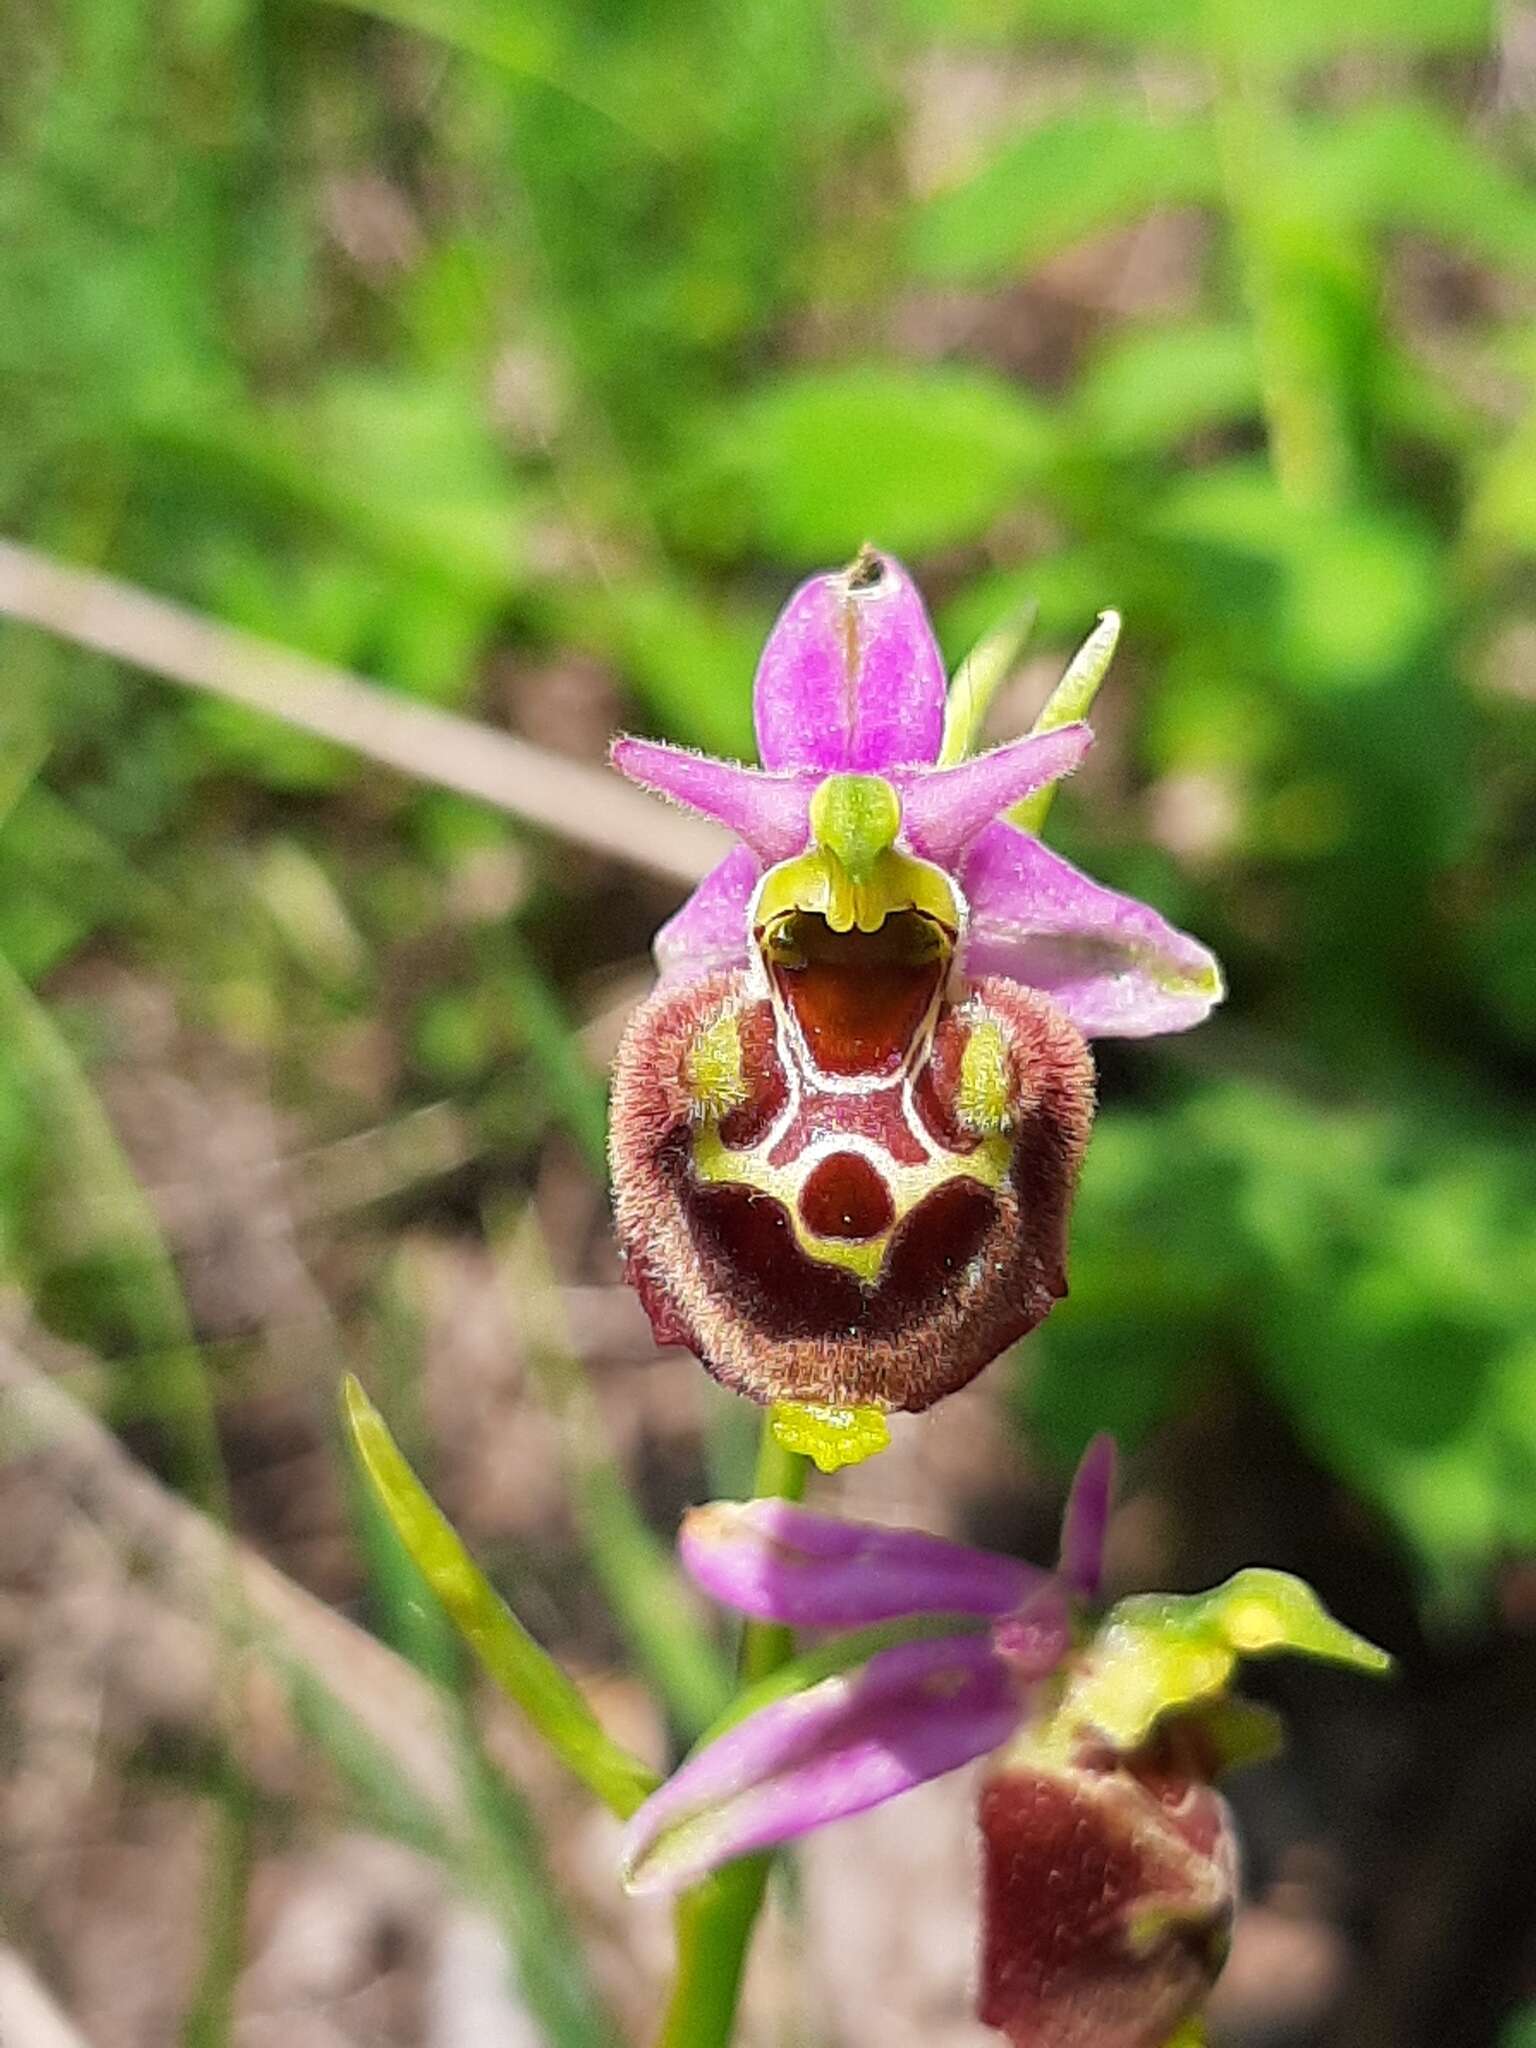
left=610, top=937, right=1094, bottom=1411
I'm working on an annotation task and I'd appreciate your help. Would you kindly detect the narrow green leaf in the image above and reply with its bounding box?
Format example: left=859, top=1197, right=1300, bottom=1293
left=497, top=932, right=611, bottom=1180
left=465, top=1747, right=629, bottom=2048
left=180, top=1766, right=255, bottom=2048
left=341, top=1373, right=658, bottom=1818
left=287, top=1661, right=623, bottom=2048
left=913, top=108, right=1218, bottom=287
left=0, top=953, right=227, bottom=1517
left=490, top=1211, right=734, bottom=1734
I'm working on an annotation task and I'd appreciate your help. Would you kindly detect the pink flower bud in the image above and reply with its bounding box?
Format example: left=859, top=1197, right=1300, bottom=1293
left=609, top=550, right=1221, bottom=1413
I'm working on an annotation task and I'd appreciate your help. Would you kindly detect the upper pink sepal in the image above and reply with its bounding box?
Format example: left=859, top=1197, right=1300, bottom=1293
left=961, top=823, right=1224, bottom=1038
left=610, top=737, right=816, bottom=865
left=680, top=1497, right=1048, bottom=1630
left=753, top=550, right=947, bottom=775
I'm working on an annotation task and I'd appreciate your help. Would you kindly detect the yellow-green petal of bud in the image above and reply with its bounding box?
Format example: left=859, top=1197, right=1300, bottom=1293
left=1193, top=1568, right=1394, bottom=1676
left=1010, top=610, right=1121, bottom=836
left=938, top=599, right=1039, bottom=765
left=1057, top=1613, right=1238, bottom=1754
left=1056, top=1570, right=1391, bottom=1756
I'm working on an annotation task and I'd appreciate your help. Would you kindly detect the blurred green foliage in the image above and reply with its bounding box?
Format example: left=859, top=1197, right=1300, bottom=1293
left=3, top=0, right=1535, bottom=1626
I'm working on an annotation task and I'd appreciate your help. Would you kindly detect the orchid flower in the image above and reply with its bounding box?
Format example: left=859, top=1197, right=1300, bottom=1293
left=609, top=550, right=1222, bottom=1423
left=621, top=1440, right=1390, bottom=2048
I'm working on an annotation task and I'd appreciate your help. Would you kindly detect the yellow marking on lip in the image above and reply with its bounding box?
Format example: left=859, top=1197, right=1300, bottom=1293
left=691, top=1119, right=1010, bottom=1283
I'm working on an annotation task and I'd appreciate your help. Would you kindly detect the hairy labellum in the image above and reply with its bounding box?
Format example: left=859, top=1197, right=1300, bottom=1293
left=612, top=947, right=1094, bottom=1410
left=609, top=549, right=1220, bottom=1413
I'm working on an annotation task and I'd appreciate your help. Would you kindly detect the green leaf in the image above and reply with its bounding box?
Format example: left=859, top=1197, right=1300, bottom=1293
left=685, top=365, right=1057, bottom=559
left=1278, top=511, right=1442, bottom=685
left=340, top=1373, right=659, bottom=1819
left=1071, top=322, right=1260, bottom=458
left=1209, top=0, right=1491, bottom=70
left=1302, top=103, right=1536, bottom=271
left=161, top=371, right=529, bottom=614
left=1029, top=1084, right=1536, bottom=1602
left=912, top=108, right=1218, bottom=287
left=313, top=0, right=678, bottom=152
left=1151, top=468, right=1443, bottom=684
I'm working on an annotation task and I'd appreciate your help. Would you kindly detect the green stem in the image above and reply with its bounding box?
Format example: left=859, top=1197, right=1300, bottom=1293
left=655, top=1862, right=772, bottom=2048
left=1203, top=2, right=1354, bottom=514
left=653, top=1416, right=808, bottom=2048
left=739, top=1423, right=809, bottom=1686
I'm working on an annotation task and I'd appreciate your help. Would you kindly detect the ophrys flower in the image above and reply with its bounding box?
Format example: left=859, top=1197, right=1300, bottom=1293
left=610, top=551, right=1221, bottom=1416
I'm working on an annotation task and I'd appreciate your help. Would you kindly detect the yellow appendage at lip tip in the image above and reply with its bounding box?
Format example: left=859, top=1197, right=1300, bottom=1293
left=770, top=1400, right=892, bottom=1472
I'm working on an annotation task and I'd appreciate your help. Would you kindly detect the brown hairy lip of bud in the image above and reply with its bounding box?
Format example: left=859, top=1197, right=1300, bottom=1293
left=978, top=1729, right=1239, bottom=2048
left=609, top=969, right=1095, bottom=1412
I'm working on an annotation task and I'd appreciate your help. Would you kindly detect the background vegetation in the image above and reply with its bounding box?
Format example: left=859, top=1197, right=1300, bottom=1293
left=2, top=0, right=1535, bottom=2041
